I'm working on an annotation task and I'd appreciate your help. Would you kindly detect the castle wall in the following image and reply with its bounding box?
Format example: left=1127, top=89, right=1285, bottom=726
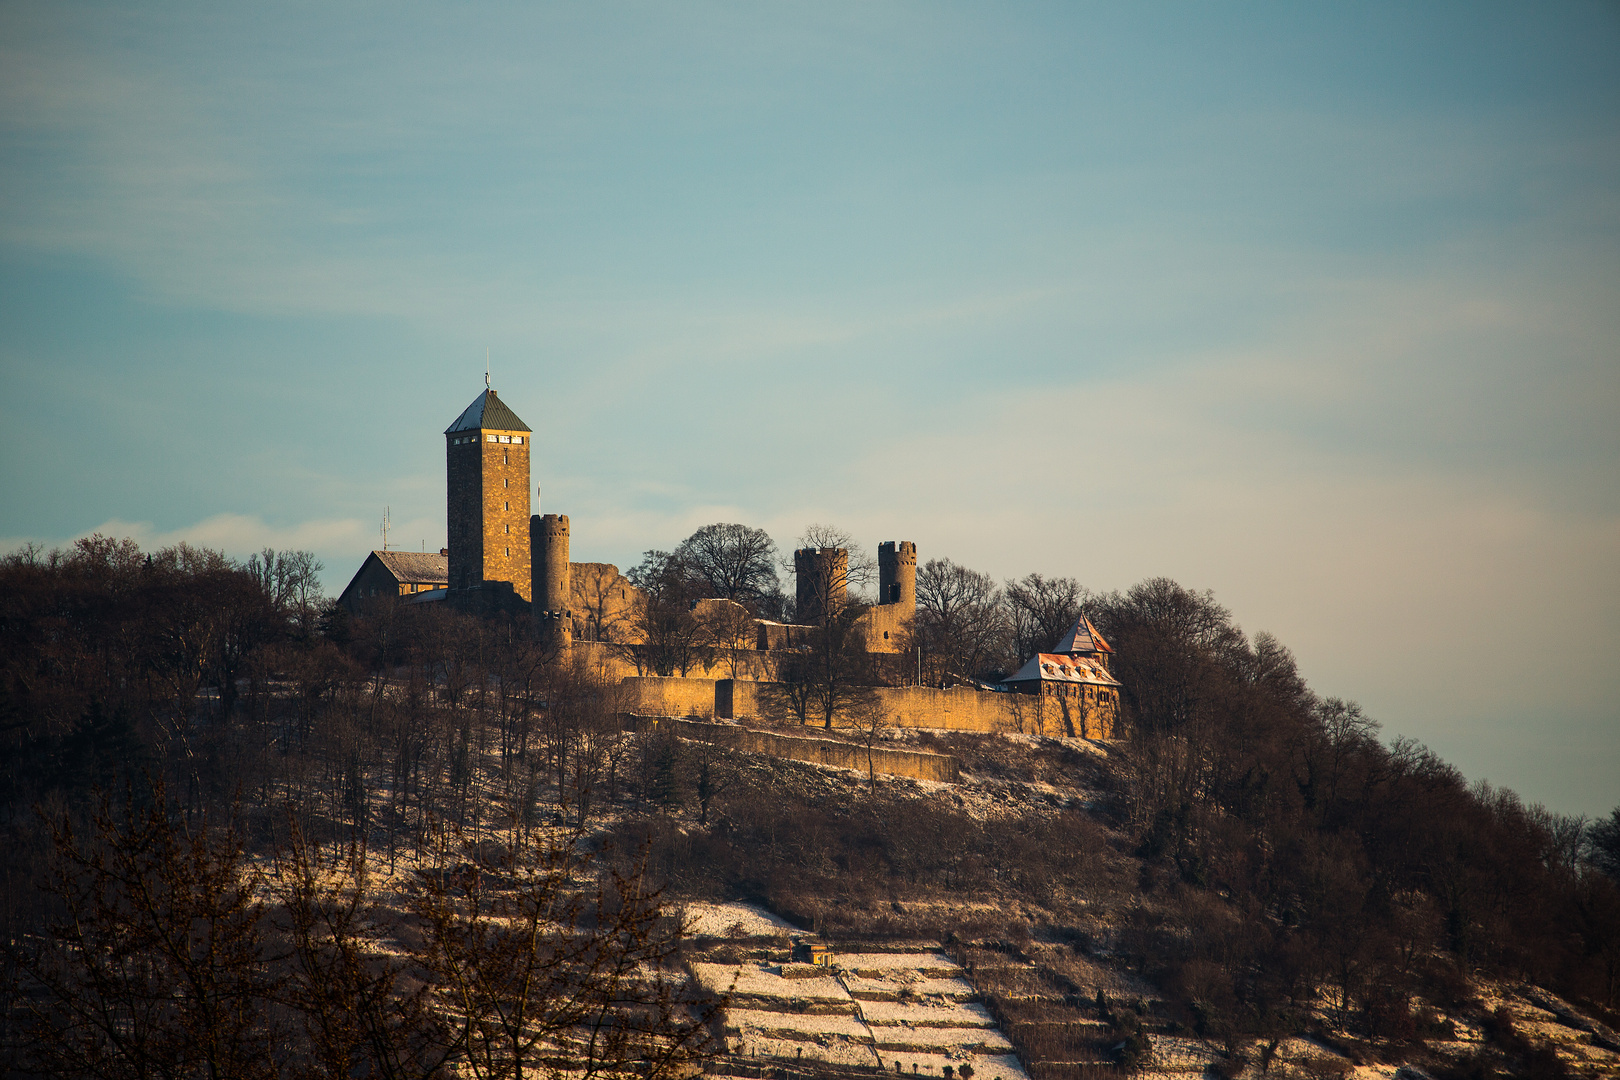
left=618, top=676, right=720, bottom=718
left=569, top=562, right=644, bottom=643
left=857, top=603, right=912, bottom=654
left=714, top=680, right=1121, bottom=739
left=622, top=716, right=961, bottom=784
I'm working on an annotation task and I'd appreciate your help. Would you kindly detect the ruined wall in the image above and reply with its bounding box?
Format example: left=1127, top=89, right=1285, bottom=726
left=569, top=562, right=645, bottom=643
left=624, top=716, right=960, bottom=784
left=857, top=604, right=913, bottom=654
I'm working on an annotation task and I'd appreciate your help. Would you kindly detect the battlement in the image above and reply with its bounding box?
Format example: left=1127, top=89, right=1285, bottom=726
left=877, top=540, right=917, bottom=610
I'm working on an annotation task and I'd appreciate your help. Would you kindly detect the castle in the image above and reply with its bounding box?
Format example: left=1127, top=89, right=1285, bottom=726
left=338, top=385, right=1123, bottom=739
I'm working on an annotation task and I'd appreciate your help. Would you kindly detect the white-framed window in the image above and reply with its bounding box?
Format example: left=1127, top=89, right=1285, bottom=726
left=486, top=434, right=496, bottom=442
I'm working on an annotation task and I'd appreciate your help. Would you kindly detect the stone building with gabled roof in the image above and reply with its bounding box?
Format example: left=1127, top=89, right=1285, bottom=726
left=1001, top=615, right=1123, bottom=738
left=338, top=549, right=449, bottom=611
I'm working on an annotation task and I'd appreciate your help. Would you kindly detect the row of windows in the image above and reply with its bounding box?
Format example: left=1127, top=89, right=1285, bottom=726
left=450, top=434, right=525, bottom=445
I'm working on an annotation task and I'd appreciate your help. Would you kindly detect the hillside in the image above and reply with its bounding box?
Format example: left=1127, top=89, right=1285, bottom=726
left=2, top=539, right=1617, bottom=1079
left=635, top=732, right=1620, bottom=1079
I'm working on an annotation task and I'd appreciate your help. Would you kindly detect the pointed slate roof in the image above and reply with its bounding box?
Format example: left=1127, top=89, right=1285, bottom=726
left=1051, top=615, right=1113, bottom=655
left=445, top=389, right=532, bottom=434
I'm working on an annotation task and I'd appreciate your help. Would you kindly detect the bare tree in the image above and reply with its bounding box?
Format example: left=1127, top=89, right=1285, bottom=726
left=17, top=781, right=282, bottom=1080
left=790, top=524, right=876, bottom=616
left=687, top=737, right=743, bottom=826
left=1004, top=572, right=1089, bottom=663
left=627, top=551, right=704, bottom=677
left=695, top=599, right=757, bottom=679
left=674, top=524, right=781, bottom=613
left=408, top=829, right=717, bottom=1080
left=847, top=701, right=892, bottom=792
left=274, top=813, right=454, bottom=1080
left=916, top=557, right=1011, bottom=682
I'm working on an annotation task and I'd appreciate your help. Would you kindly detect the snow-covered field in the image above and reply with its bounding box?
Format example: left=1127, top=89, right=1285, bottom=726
left=691, top=961, right=855, bottom=1006
left=689, top=912, right=1031, bottom=1080
left=682, top=900, right=799, bottom=938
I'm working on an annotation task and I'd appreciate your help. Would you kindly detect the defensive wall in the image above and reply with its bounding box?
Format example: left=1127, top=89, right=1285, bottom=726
left=616, top=676, right=720, bottom=718
left=621, top=716, right=961, bottom=784
left=570, top=643, right=782, bottom=685
left=714, top=679, right=1118, bottom=739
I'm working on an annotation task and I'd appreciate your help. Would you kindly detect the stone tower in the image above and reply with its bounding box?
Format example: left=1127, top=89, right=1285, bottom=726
left=877, top=541, right=917, bottom=613
left=445, top=388, right=533, bottom=601
left=532, top=513, right=572, bottom=647
left=794, top=547, right=849, bottom=624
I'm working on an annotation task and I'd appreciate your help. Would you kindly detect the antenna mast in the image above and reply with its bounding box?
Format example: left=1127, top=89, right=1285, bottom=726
left=381, top=506, right=391, bottom=551
left=485, top=347, right=490, bottom=390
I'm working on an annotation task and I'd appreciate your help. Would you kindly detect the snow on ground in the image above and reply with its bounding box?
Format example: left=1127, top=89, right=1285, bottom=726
left=843, top=972, right=979, bottom=1001
left=1144, top=1034, right=1222, bottom=1071
left=725, top=1009, right=873, bottom=1042
left=682, top=901, right=798, bottom=938
left=836, top=952, right=961, bottom=975
left=725, top=1032, right=881, bottom=1068
left=691, top=961, right=854, bottom=1005
left=869, top=1026, right=1014, bottom=1053
left=875, top=1050, right=1031, bottom=1080
left=859, top=1001, right=997, bottom=1027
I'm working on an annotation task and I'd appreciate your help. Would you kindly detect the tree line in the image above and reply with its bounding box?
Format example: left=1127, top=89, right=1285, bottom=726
left=3, top=529, right=1618, bottom=1077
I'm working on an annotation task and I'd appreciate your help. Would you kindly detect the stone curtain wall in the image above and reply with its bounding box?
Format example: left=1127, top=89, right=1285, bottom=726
left=618, top=676, right=719, bottom=718
left=715, top=680, right=1119, bottom=739
left=623, top=716, right=961, bottom=784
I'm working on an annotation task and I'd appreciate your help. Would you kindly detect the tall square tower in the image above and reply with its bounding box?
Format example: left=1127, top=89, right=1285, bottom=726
left=445, top=388, right=533, bottom=601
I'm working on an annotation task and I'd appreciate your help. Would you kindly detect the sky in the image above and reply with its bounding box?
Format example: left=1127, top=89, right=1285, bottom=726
left=1, top=2, right=1616, bottom=816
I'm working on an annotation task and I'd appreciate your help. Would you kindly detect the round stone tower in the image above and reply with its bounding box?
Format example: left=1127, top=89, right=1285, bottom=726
left=878, top=541, right=917, bottom=612
left=793, top=547, right=849, bottom=624
left=532, top=513, right=572, bottom=647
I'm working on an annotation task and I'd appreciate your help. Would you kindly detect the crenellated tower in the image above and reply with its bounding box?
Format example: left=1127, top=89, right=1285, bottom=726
left=793, top=547, right=849, bottom=624
left=877, top=541, right=916, bottom=613
left=532, top=513, right=572, bottom=647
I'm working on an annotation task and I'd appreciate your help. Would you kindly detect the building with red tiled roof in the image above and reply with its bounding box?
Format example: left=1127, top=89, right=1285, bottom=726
left=1001, top=615, right=1123, bottom=738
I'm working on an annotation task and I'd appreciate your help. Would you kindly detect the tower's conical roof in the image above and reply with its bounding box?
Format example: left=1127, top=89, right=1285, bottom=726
left=1052, top=615, right=1113, bottom=655
left=445, top=389, right=531, bottom=434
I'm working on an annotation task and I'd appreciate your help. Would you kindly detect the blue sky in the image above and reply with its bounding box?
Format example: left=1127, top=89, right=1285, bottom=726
left=2, top=2, right=1616, bottom=815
